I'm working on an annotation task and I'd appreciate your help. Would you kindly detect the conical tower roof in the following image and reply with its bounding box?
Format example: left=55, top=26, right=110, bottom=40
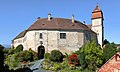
left=93, top=4, right=101, bottom=12
left=92, top=4, right=103, bottom=19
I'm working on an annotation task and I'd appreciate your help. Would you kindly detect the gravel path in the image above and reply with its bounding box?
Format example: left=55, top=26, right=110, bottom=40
left=30, top=59, right=53, bottom=72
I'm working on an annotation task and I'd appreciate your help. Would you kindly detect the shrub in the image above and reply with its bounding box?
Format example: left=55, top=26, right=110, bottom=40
left=0, top=45, right=4, bottom=72
left=78, top=52, right=86, bottom=69
left=49, top=50, right=63, bottom=62
left=42, top=59, right=52, bottom=70
left=60, top=58, right=68, bottom=69
left=44, top=53, right=50, bottom=59
left=16, top=50, right=33, bottom=62
left=4, top=54, right=19, bottom=69
left=15, top=44, right=23, bottom=53
left=52, top=63, right=61, bottom=71
left=29, top=49, right=38, bottom=60
left=11, top=61, right=19, bottom=68
left=8, top=48, right=15, bottom=55
left=103, top=43, right=117, bottom=63
left=4, top=49, right=9, bottom=54
left=68, top=54, right=79, bottom=66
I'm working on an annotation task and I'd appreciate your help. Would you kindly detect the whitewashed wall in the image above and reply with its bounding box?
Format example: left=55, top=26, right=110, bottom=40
left=13, top=29, right=96, bottom=54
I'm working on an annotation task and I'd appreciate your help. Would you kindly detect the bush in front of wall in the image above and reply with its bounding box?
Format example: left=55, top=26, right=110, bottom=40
left=44, top=53, right=50, bottom=59
left=68, top=54, right=79, bottom=66
left=49, top=50, right=63, bottom=62
left=8, top=48, right=15, bottom=55
left=29, top=49, right=38, bottom=60
left=42, top=59, right=52, bottom=70
left=16, top=50, right=33, bottom=62
left=15, top=44, right=23, bottom=53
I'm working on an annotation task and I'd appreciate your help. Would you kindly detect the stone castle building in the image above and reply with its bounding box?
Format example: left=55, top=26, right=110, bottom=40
left=12, top=5, right=104, bottom=54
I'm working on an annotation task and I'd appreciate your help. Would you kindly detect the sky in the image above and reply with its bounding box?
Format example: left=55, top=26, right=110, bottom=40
left=0, top=0, right=120, bottom=45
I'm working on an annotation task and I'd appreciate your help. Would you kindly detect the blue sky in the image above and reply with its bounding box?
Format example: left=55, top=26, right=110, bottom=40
left=0, top=0, right=120, bottom=45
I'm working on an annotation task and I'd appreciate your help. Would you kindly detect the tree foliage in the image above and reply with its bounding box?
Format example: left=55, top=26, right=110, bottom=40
left=29, top=49, right=38, bottom=60
left=49, top=50, right=63, bottom=62
left=103, top=39, right=110, bottom=45
left=5, top=49, right=38, bottom=70
left=103, top=42, right=117, bottom=62
left=68, top=54, right=79, bottom=66
left=8, top=48, right=15, bottom=55
left=16, top=50, right=33, bottom=62
left=15, top=44, right=23, bottom=53
left=0, top=44, right=4, bottom=71
left=78, top=52, right=86, bottom=69
left=44, top=53, right=50, bottom=59
left=79, top=40, right=103, bottom=70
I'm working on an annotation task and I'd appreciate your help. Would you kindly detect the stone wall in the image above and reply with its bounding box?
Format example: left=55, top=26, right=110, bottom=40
left=13, top=30, right=96, bottom=54
left=13, top=37, right=24, bottom=48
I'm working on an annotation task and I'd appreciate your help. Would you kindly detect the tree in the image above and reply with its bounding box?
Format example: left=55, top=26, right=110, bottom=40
left=79, top=40, right=103, bottom=70
left=16, top=50, right=33, bottom=62
left=104, top=39, right=109, bottom=45
left=15, top=44, right=23, bottom=53
left=68, top=54, right=79, bottom=66
left=78, top=52, right=86, bottom=69
left=49, top=50, right=63, bottom=62
left=0, top=44, right=5, bottom=71
left=29, top=49, right=38, bottom=60
left=8, top=48, right=15, bottom=55
left=103, top=42, right=117, bottom=63
left=44, top=53, right=50, bottom=59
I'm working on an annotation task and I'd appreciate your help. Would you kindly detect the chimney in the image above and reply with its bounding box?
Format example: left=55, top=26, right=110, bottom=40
left=37, top=17, right=40, bottom=20
left=72, top=14, right=74, bottom=23
left=48, top=13, right=51, bottom=21
left=83, top=21, right=85, bottom=24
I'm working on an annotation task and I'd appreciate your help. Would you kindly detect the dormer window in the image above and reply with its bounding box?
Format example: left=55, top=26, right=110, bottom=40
left=40, top=33, right=43, bottom=39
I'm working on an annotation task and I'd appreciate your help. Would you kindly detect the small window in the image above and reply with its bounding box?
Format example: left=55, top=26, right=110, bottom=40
left=97, top=33, right=99, bottom=35
left=86, top=34, right=89, bottom=41
left=60, top=33, right=66, bottom=39
left=40, top=33, right=43, bottom=39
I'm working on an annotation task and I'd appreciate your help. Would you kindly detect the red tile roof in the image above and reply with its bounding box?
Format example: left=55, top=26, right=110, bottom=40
left=92, top=5, right=103, bottom=19
left=13, top=30, right=27, bottom=40
left=13, top=18, right=95, bottom=40
left=98, top=52, right=120, bottom=72
left=87, top=24, right=92, bottom=29
left=27, top=18, right=90, bottom=31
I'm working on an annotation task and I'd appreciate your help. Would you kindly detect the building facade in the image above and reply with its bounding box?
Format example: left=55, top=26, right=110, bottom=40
left=12, top=5, right=104, bottom=54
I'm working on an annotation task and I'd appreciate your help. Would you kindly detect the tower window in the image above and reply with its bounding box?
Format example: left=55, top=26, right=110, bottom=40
left=86, top=34, right=89, bottom=40
left=60, top=33, right=66, bottom=39
left=40, top=33, right=43, bottom=39
left=97, top=33, right=99, bottom=35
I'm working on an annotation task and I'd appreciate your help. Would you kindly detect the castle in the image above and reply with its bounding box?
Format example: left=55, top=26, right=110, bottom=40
left=12, top=5, right=104, bottom=56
